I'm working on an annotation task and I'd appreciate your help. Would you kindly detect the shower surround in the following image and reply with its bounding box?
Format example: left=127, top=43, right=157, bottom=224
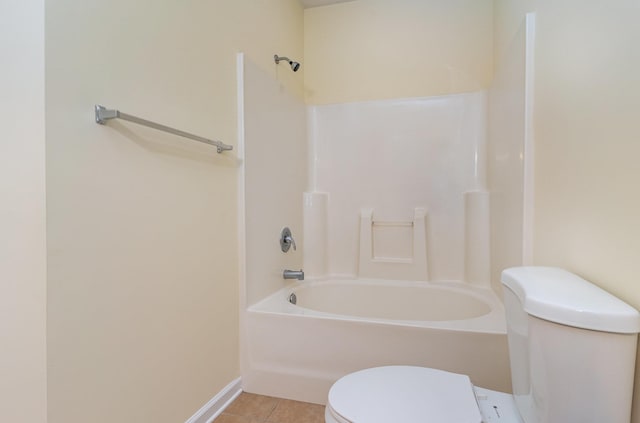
left=304, top=92, right=490, bottom=285
left=238, top=54, right=510, bottom=405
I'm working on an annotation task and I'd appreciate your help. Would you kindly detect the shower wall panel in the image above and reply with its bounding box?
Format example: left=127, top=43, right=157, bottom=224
left=308, top=92, right=487, bottom=281
left=242, top=57, right=307, bottom=306
left=488, top=15, right=533, bottom=295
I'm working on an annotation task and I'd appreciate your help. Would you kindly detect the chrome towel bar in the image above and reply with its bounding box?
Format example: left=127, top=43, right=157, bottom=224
left=94, top=105, right=233, bottom=154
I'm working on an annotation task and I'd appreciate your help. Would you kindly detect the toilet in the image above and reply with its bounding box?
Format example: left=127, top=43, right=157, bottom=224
left=325, top=267, right=640, bottom=423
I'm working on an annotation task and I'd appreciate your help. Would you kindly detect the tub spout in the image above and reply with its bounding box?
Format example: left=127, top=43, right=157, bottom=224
left=283, top=269, right=304, bottom=280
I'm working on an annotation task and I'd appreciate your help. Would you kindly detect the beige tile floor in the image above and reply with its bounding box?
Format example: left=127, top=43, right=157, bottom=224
left=214, top=392, right=325, bottom=423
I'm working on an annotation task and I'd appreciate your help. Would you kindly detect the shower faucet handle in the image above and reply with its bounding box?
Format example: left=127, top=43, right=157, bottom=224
left=280, top=227, right=296, bottom=252
left=285, top=235, right=296, bottom=251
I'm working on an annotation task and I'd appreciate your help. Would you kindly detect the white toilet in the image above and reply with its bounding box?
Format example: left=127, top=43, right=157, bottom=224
left=325, top=267, right=640, bottom=423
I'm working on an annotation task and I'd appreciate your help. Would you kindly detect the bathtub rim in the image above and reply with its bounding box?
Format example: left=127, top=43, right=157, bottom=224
left=248, top=278, right=507, bottom=334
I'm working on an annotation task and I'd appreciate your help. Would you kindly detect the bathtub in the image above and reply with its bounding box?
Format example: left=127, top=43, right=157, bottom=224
left=242, top=278, right=511, bottom=404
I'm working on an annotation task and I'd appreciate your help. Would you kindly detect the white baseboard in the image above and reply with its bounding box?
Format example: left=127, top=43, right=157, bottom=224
left=185, top=377, right=242, bottom=423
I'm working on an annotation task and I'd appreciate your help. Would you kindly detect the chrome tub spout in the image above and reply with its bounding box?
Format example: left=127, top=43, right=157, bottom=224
left=283, top=269, right=304, bottom=280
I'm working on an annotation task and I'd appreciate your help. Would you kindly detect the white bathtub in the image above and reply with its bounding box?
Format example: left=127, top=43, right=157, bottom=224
left=242, top=278, right=511, bottom=404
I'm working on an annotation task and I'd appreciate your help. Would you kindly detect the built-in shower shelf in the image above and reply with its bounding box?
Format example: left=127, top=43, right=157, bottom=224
left=372, top=221, right=414, bottom=227
left=359, top=207, right=429, bottom=281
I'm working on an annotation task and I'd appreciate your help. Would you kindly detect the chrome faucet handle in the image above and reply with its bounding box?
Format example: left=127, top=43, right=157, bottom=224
left=285, top=235, right=296, bottom=251
left=280, top=227, right=296, bottom=252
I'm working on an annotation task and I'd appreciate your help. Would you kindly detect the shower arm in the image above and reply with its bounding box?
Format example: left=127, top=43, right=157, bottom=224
left=274, top=55, right=291, bottom=64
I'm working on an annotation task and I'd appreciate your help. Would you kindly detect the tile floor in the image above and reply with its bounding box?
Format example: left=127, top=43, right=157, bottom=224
left=214, top=392, right=325, bottom=423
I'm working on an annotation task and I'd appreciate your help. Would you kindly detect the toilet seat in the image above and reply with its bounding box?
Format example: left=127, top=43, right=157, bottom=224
left=326, top=366, right=483, bottom=423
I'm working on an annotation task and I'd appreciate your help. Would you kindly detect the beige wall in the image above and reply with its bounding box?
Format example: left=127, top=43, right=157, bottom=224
left=494, top=0, right=640, bottom=420
left=45, top=1, right=303, bottom=423
left=0, top=1, right=48, bottom=422
left=304, top=0, right=493, bottom=104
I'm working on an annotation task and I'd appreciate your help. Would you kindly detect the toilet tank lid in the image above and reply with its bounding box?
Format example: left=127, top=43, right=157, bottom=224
left=501, top=267, right=640, bottom=334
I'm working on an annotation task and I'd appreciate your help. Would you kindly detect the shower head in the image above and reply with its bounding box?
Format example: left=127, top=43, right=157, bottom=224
left=274, top=54, right=301, bottom=72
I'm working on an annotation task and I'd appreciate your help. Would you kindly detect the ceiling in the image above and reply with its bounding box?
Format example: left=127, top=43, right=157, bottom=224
left=299, top=0, right=356, bottom=9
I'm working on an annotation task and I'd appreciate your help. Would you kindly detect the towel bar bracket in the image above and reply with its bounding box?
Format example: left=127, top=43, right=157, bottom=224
left=95, top=105, right=119, bottom=124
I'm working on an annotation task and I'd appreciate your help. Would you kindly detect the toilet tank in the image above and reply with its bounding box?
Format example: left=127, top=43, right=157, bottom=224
left=501, top=267, right=640, bottom=423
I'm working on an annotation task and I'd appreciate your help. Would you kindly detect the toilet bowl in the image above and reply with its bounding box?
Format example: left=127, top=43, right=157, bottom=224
left=325, top=267, right=640, bottom=423
left=325, top=366, right=521, bottom=423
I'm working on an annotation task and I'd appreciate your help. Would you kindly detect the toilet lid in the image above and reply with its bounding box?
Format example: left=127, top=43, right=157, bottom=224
left=327, top=366, right=482, bottom=423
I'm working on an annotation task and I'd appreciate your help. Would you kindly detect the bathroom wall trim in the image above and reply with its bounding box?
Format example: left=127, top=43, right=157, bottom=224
left=522, top=12, right=536, bottom=265
left=184, top=377, right=242, bottom=423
